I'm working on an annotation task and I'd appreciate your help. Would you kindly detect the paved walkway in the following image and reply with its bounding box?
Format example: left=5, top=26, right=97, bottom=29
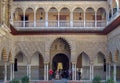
left=53, top=79, right=68, bottom=83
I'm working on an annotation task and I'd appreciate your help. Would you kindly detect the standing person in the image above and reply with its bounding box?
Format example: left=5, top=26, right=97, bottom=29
left=49, top=69, right=53, bottom=80
left=55, top=70, right=59, bottom=80
left=78, top=69, right=81, bottom=80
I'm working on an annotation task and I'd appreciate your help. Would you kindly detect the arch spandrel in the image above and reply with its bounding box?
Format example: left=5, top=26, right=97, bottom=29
left=45, top=37, right=74, bottom=54
left=72, top=6, right=84, bottom=12
left=59, top=7, right=70, bottom=12
left=48, top=7, right=58, bottom=12
left=50, top=37, right=71, bottom=58
left=14, top=7, right=24, bottom=14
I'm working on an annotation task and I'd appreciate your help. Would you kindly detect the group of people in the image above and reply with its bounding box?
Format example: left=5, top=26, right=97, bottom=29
left=49, top=69, right=72, bottom=80
left=49, top=69, right=81, bottom=80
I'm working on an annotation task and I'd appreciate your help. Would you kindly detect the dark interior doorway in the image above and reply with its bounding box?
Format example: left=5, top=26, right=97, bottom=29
left=52, top=53, right=69, bottom=71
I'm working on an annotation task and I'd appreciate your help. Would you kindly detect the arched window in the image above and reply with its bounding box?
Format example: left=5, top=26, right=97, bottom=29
left=48, top=7, right=58, bottom=27
left=97, top=8, right=106, bottom=27
left=14, top=8, right=23, bottom=27
left=25, top=8, right=34, bottom=27
left=36, top=8, right=45, bottom=27
left=73, top=7, right=84, bottom=27
left=59, top=7, right=70, bottom=27
left=86, top=7, right=95, bottom=27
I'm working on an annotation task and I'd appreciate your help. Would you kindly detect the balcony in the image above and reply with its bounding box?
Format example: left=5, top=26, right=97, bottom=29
left=12, top=6, right=107, bottom=31
left=13, top=20, right=106, bottom=31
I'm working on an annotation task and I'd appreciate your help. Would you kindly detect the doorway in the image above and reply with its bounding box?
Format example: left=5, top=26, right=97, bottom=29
left=52, top=53, right=69, bottom=79
left=52, top=53, right=69, bottom=71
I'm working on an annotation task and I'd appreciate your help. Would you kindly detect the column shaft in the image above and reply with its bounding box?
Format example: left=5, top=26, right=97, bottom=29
left=70, top=12, right=73, bottom=27
left=23, top=11, right=25, bottom=27
left=95, top=12, right=97, bottom=27
left=58, top=12, right=59, bottom=27
left=12, top=64, right=14, bottom=79
left=117, top=0, right=119, bottom=12
left=10, top=64, right=13, bottom=81
left=106, top=64, right=109, bottom=80
left=84, top=12, right=86, bottom=27
left=10, top=10, right=14, bottom=25
left=45, top=12, right=48, bottom=27
left=44, top=64, right=46, bottom=80
left=2, top=1, right=5, bottom=24
left=106, top=11, right=109, bottom=24
left=108, top=64, right=111, bottom=79
left=90, top=65, right=91, bottom=80
left=75, top=64, right=76, bottom=80
left=4, top=63, right=7, bottom=83
left=72, top=64, right=74, bottom=80
left=27, top=65, right=29, bottom=76
left=91, top=65, right=94, bottom=80
left=34, top=11, right=36, bottom=27
left=113, top=63, right=116, bottom=82
left=46, top=64, right=48, bottom=80
left=29, top=64, right=31, bottom=80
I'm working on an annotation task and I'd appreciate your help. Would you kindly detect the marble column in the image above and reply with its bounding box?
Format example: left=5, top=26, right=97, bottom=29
left=91, top=65, right=94, bottom=80
left=10, top=64, right=13, bottom=81
left=72, top=62, right=76, bottom=80
left=84, top=12, right=86, bottom=27
left=45, top=12, right=48, bottom=27
left=72, top=63, right=74, bottom=80
left=113, top=63, right=116, bottom=83
left=117, top=0, right=119, bottom=13
left=58, top=12, right=59, bottom=27
left=34, top=10, right=36, bottom=27
left=29, top=64, right=31, bottom=80
left=106, top=11, right=109, bottom=24
left=4, top=63, right=7, bottom=83
left=70, top=11, right=73, bottom=27
left=44, top=63, right=46, bottom=80
left=9, top=0, right=13, bottom=24
left=106, top=63, right=109, bottom=80
left=90, top=61, right=94, bottom=80
left=27, top=64, right=31, bottom=80
left=46, top=63, right=49, bottom=80
left=27, top=64, right=29, bottom=77
left=75, top=63, right=76, bottom=80
left=90, top=65, right=92, bottom=81
left=12, top=64, right=14, bottom=79
left=23, top=10, right=25, bottom=27
left=108, top=64, right=111, bottom=79
left=10, top=10, right=14, bottom=25
left=2, top=0, right=6, bottom=24
left=95, top=11, right=97, bottom=27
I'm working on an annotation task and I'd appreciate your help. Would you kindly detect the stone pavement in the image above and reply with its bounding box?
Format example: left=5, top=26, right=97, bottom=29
left=53, top=79, right=68, bottom=83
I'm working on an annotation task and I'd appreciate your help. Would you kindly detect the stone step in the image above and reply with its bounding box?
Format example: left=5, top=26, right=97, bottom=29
left=30, top=80, right=85, bottom=83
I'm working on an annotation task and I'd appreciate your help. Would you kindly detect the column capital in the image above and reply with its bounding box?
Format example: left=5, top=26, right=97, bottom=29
left=72, top=62, right=76, bottom=64
left=70, top=11, right=73, bottom=13
left=90, top=60, right=94, bottom=65
left=106, top=60, right=111, bottom=65
left=44, top=62, right=49, bottom=64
